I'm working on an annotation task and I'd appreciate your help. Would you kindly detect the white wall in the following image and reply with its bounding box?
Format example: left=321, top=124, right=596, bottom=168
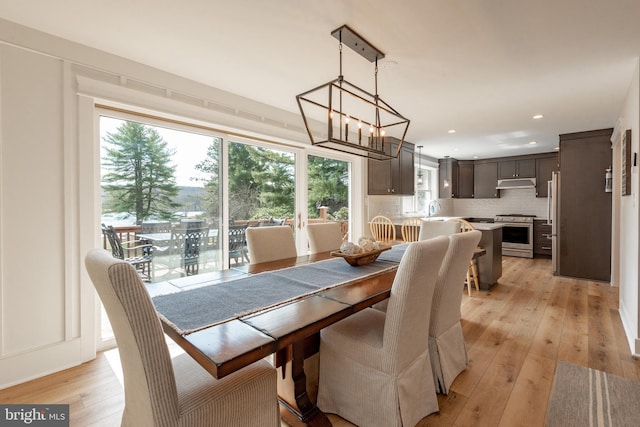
left=615, top=60, right=640, bottom=355
left=0, top=19, right=367, bottom=388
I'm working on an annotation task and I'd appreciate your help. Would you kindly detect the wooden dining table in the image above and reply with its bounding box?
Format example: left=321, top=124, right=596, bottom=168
left=148, top=245, right=485, bottom=427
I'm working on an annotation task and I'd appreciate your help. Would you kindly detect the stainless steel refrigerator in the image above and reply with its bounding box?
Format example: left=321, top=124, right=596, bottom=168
left=547, top=171, right=560, bottom=274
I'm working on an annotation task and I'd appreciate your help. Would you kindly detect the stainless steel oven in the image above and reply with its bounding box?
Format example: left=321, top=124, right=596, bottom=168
left=494, top=214, right=534, bottom=258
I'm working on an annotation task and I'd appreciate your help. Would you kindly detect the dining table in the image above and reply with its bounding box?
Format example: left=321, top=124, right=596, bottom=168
left=147, top=244, right=486, bottom=427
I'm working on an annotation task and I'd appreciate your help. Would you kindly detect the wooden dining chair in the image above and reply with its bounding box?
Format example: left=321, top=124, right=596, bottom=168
left=317, top=237, right=449, bottom=427
left=369, top=215, right=396, bottom=243
left=84, top=249, right=279, bottom=427
left=401, top=217, right=422, bottom=242
left=446, top=218, right=480, bottom=295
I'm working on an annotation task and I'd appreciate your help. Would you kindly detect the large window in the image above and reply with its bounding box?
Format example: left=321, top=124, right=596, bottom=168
left=307, top=154, right=350, bottom=240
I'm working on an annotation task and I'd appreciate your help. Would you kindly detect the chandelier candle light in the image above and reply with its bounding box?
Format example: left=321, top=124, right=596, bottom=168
left=296, top=25, right=410, bottom=160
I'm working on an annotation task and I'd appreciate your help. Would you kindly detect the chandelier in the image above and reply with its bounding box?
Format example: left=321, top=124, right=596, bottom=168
left=296, top=25, right=410, bottom=160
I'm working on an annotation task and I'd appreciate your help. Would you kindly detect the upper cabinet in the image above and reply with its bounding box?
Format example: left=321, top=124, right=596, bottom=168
left=367, top=140, right=415, bottom=195
left=498, top=158, right=536, bottom=179
left=438, top=157, right=459, bottom=198
left=474, top=161, right=500, bottom=198
left=457, top=161, right=475, bottom=198
left=535, top=154, right=559, bottom=197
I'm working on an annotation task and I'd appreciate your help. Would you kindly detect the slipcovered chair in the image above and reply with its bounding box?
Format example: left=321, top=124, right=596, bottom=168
left=307, top=222, right=344, bottom=254
left=419, top=220, right=461, bottom=241
left=317, top=236, right=450, bottom=427
left=84, top=249, right=279, bottom=427
left=369, top=215, right=396, bottom=243
left=246, top=225, right=297, bottom=264
left=429, top=230, right=482, bottom=394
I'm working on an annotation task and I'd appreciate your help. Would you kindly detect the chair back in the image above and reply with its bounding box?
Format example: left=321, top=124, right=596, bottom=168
left=102, top=223, right=125, bottom=259
left=419, top=220, right=461, bottom=240
left=246, top=225, right=297, bottom=264
left=369, top=215, right=396, bottom=242
left=430, top=230, right=482, bottom=337
left=401, top=217, right=422, bottom=242
left=447, top=218, right=475, bottom=232
left=383, top=236, right=449, bottom=367
left=171, top=226, right=209, bottom=275
left=229, top=224, right=248, bottom=252
left=307, top=222, right=344, bottom=253
left=140, top=221, right=172, bottom=234
left=84, top=249, right=178, bottom=425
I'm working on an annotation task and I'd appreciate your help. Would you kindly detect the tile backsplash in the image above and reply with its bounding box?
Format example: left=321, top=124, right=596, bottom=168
left=368, top=188, right=549, bottom=220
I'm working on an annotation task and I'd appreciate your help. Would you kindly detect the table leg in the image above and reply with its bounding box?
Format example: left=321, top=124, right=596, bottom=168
left=278, top=340, right=331, bottom=427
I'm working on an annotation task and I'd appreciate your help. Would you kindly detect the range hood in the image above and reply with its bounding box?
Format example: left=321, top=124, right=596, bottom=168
left=496, top=177, right=536, bottom=190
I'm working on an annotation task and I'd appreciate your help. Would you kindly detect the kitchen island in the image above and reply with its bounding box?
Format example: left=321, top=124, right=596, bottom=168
left=468, top=222, right=503, bottom=290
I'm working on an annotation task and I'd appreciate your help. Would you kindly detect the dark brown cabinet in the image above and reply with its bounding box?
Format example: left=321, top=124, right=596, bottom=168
left=438, top=157, right=459, bottom=198
left=367, top=140, right=415, bottom=195
left=533, top=220, right=552, bottom=257
left=498, top=158, right=536, bottom=179
left=474, top=161, right=500, bottom=198
left=535, top=154, right=559, bottom=197
left=458, top=161, right=475, bottom=198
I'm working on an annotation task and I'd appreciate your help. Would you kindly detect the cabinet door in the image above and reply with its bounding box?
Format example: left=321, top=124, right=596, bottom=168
left=399, top=143, right=415, bottom=195
left=458, top=161, right=474, bottom=198
left=439, top=158, right=459, bottom=198
left=516, top=159, right=536, bottom=178
left=498, top=160, right=517, bottom=179
left=535, top=155, right=558, bottom=197
left=368, top=158, right=392, bottom=194
left=474, top=161, right=499, bottom=198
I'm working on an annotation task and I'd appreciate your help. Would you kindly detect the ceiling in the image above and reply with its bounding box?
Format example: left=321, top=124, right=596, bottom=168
left=1, top=0, right=639, bottom=160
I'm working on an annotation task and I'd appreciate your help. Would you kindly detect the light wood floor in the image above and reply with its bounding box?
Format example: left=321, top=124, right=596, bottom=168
left=1, top=257, right=639, bottom=427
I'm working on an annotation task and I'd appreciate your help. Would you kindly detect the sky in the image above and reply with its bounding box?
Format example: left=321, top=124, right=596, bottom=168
left=100, top=116, right=213, bottom=187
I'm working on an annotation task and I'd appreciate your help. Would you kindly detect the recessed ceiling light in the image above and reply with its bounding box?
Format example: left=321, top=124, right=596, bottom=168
left=533, top=114, right=544, bottom=119
left=554, top=146, right=559, bottom=150
left=448, top=129, right=456, bottom=133
left=529, top=141, right=537, bottom=145
left=473, top=156, right=479, bottom=159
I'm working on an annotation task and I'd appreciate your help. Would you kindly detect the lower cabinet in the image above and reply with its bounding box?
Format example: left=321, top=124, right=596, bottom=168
left=534, top=220, right=552, bottom=257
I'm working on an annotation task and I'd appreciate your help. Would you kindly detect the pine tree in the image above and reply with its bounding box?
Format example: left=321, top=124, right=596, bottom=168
left=102, top=121, right=180, bottom=224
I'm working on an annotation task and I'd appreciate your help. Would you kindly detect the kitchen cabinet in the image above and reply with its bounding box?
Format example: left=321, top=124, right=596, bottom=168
left=498, top=158, right=535, bottom=179
left=473, top=161, right=500, bottom=198
left=533, top=220, right=552, bottom=257
left=458, top=161, right=475, bottom=198
left=535, top=154, right=559, bottom=197
left=438, top=157, right=459, bottom=198
left=558, top=128, right=612, bottom=281
left=367, top=140, right=415, bottom=195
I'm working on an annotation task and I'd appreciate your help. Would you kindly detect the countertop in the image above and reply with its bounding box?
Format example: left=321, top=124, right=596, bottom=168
left=388, top=216, right=503, bottom=230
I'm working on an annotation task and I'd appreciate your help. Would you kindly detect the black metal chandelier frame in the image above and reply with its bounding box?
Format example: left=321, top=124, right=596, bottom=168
left=296, top=25, right=410, bottom=160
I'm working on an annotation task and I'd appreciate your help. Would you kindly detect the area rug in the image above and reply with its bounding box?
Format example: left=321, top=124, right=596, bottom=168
left=546, top=360, right=640, bottom=426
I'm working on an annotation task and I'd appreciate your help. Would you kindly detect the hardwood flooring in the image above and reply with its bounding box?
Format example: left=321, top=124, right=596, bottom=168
left=1, top=257, right=638, bottom=427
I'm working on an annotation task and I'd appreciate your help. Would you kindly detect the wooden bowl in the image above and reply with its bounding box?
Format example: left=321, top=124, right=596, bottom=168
left=330, top=245, right=391, bottom=266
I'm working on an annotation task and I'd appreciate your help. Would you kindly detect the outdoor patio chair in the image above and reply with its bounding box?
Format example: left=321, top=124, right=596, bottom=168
left=101, top=223, right=152, bottom=282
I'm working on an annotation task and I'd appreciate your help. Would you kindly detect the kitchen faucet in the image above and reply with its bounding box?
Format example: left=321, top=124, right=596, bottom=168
left=428, top=200, right=441, bottom=217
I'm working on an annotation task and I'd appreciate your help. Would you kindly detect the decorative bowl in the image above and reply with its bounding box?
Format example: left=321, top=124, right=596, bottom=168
left=330, top=245, right=392, bottom=266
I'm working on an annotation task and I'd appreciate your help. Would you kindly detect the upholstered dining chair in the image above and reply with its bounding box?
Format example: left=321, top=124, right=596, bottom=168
left=369, top=215, right=396, bottom=243
left=246, top=225, right=297, bottom=264
left=317, top=236, right=450, bottom=427
left=84, top=249, right=279, bottom=427
left=429, top=230, right=482, bottom=395
left=307, top=222, right=344, bottom=254
left=419, top=220, right=461, bottom=241
left=446, top=218, right=480, bottom=295
left=401, top=217, right=422, bottom=242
